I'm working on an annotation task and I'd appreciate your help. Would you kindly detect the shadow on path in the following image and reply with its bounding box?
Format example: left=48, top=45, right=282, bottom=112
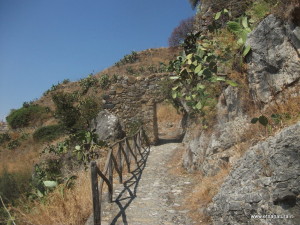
left=109, top=145, right=151, bottom=225
left=157, top=138, right=182, bottom=145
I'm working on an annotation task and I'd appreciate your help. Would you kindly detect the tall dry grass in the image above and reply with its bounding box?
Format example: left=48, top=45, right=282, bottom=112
left=184, top=164, right=231, bottom=224
left=15, top=170, right=92, bottom=225
left=156, top=102, right=183, bottom=124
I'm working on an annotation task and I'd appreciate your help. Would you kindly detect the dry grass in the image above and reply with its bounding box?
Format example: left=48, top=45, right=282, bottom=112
left=156, top=102, right=183, bottom=124
left=265, top=93, right=300, bottom=127
left=272, top=0, right=300, bottom=24
left=15, top=170, right=92, bottom=225
left=184, top=164, right=231, bottom=224
left=0, top=134, right=41, bottom=175
left=97, top=47, right=180, bottom=77
left=166, top=145, right=231, bottom=224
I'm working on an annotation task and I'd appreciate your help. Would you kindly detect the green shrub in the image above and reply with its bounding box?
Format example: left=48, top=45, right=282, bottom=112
left=79, top=74, right=98, bottom=94
left=6, top=105, right=48, bottom=129
left=52, top=92, right=100, bottom=132
left=31, top=159, right=62, bottom=198
left=0, top=168, right=31, bottom=205
left=43, top=82, right=61, bottom=96
left=77, top=97, right=101, bottom=129
left=33, top=125, right=65, bottom=142
left=62, top=79, right=70, bottom=84
left=126, top=120, right=143, bottom=136
left=126, top=66, right=135, bottom=75
left=52, top=92, right=79, bottom=131
left=115, top=51, right=138, bottom=66
left=99, top=74, right=110, bottom=89
left=111, top=74, right=118, bottom=83
left=7, top=139, right=20, bottom=150
left=0, top=133, right=11, bottom=145
left=246, top=0, right=272, bottom=25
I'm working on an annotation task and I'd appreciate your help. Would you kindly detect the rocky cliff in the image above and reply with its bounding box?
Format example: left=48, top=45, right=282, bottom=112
left=207, top=121, right=300, bottom=225
left=182, top=14, right=300, bottom=223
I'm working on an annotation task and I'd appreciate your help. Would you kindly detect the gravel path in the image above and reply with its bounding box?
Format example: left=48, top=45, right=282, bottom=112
left=99, top=142, right=196, bottom=225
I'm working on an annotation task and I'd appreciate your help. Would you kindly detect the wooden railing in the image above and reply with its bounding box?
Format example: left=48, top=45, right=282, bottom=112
left=90, top=127, right=150, bottom=225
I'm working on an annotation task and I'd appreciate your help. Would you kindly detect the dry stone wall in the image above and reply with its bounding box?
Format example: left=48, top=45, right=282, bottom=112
left=99, top=74, right=167, bottom=144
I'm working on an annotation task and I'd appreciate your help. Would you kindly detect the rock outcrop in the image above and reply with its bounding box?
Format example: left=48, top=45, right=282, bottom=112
left=246, top=14, right=300, bottom=104
left=208, top=122, right=300, bottom=225
left=183, top=85, right=250, bottom=175
left=183, top=14, right=300, bottom=176
left=92, top=110, right=125, bottom=141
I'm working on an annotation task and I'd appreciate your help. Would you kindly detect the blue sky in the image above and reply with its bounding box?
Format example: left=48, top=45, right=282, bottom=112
left=0, top=0, right=194, bottom=121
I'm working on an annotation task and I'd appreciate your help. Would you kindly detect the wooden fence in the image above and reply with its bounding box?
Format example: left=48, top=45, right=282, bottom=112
left=90, top=127, right=149, bottom=225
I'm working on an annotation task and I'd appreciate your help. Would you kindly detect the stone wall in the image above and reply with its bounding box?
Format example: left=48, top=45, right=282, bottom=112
left=0, top=122, right=8, bottom=133
left=99, top=74, right=167, bottom=144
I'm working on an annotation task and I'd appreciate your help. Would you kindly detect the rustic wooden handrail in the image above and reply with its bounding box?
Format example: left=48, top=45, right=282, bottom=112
left=90, top=127, right=149, bottom=225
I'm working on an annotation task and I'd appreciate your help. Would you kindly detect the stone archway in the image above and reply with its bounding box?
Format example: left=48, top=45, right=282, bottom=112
left=154, top=101, right=184, bottom=144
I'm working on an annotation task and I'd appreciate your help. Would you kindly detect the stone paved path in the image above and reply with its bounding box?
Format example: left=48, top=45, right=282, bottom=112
left=100, top=142, right=196, bottom=225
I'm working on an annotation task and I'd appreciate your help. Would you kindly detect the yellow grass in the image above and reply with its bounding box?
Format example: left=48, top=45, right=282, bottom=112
left=0, top=136, right=40, bottom=175
left=166, top=145, right=231, bottom=224
left=15, top=170, right=92, bottom=225
left=156, top=102, right=183, bottom=124
left=184, top=165, right=231, bottom=224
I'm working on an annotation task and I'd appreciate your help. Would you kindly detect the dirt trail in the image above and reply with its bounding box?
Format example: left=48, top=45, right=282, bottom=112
left=98, top=142, right=197, bottom=225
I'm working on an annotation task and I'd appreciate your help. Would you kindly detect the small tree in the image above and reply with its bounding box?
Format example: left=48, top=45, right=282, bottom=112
left=52, top=92, right=79, bottom=131
left=188, top=0, right=201, bottom=9
left=168, top=17, right=195, bottom=47
left=52, top=92, right=100, bottom=132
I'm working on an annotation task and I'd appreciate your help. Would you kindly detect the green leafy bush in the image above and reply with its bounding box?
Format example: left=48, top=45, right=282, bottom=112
left=62, top=79, right=70, bottom=84
left=115, top=51, right=138, bottom=66
left=169, top=32, right=236, bottom=114
left=77, top=97, right=101, bottom=129
left=126, top=66, right=136, bottom=75
left=246, top=0, right=273, bottom=25
left=52, top=93, right=100, bottom=132
left=7, top=139, right=21, bottom=150
left=0, top=169, right=31, bottom=209
left=0, top=133, right=11, bottom=145
left=6, top=105, right=48, bottom=129
left=52, top=92, right=79, bottom=131
left=43, top=82, right=61, bottom=96
left=31, top=159, right=62, bottom=198
left=79, top=74, right=98, bottom=94
left=99, top=74, right=110, bottom=89
left=0, top=169, right=31, bottom=224
left=33, top=125, right=65, bottom=142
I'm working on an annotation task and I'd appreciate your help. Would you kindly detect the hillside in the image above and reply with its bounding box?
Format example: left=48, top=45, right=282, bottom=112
left=0, top=46, right=183, bottom=224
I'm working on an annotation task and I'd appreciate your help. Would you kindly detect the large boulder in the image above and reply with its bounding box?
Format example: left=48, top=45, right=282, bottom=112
left=207, top=122, right=300, bottom=225
left=92, top=110, right=125, bottom=141
left=246, top=14, right=300, bottom=103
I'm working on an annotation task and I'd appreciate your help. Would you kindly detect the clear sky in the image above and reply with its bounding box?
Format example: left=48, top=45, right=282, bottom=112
left=0, top=0, right=194, bottom=121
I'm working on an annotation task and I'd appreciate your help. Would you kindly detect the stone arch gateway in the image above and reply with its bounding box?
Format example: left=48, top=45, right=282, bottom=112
left=99, top=74, right=167, bottom=144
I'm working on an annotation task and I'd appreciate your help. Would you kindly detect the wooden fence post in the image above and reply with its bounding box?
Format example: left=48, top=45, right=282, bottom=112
left=108, top=157, right=113, bottom=203
left=133, top=136, right=137, bottom=158
left=118, top=143, right=123, bottom=183
left=91, top=162, right=101, bottom=225
left=125, top=139, right=131, bottom=172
